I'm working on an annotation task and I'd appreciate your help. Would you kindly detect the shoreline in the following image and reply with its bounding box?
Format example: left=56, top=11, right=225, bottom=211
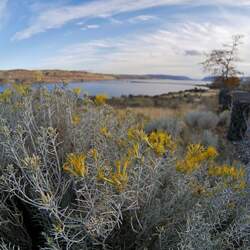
left=107, top=87, right=217, bottom=109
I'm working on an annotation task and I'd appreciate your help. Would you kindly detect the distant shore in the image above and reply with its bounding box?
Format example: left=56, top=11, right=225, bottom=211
left=0, top=69, right=199, bottom=84
left=107, top=87, right=215, bottom=108
left=0, top=69, right=117, bottom=84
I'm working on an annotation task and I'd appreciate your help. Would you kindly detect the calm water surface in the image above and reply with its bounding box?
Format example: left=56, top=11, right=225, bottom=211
left=1, top=79, right=208, bottom=97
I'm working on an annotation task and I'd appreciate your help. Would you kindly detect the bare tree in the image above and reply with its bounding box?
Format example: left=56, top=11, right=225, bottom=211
left=202, top=35, right=243, bottom=89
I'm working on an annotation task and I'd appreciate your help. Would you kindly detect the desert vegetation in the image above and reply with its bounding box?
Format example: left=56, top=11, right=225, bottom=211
left=0, top=84, right=248, bottom=249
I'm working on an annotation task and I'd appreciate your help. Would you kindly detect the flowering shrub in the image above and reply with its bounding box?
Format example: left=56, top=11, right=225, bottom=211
left=176, top=144, right=218, bottom=174
left=63, top=153, right=88, bottom=177
left=0, top=86, right=248, bottom=249
left=95, top=93, right=108, bottom=105
left=148, top=130, right=177, bottom=155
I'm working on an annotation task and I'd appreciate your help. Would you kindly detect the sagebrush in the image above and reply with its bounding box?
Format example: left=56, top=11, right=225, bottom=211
left=0, top=85, right=248, bottom=250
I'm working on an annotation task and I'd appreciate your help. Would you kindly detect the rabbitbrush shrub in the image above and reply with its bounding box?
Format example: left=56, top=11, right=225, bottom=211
left=185, top=111, right=219, bottom=130
left=0, top=85, right=248, bottom=249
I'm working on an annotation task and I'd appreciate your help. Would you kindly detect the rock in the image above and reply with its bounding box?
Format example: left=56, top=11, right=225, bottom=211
left=219, top=88, right=232, bottom=111
left=227, top=101, right=250, bottom=141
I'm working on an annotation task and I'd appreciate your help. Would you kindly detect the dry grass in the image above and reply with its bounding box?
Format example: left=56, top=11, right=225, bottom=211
left=114, top=90, right=219, bottom=120
left=126, top=105, right=193, bottom=119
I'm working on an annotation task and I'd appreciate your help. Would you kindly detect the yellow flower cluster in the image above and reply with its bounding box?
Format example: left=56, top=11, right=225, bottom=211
left=0, top=89, right=12, bottom=103
left=88, top=148, right=98, bottom=161
left=72, top=114, right=81, bottom=126
left=127, top=143, right=140, bottom=159
left=63, top=153, right=87, bottom=177
left=97, top=159, right=130, bottom=192
left=208, top=165, right=246, bottom=190
left=176, top=144, right=218, bottom=174
left=95, top=94, right=108, bottom=105
left=148, top=131, right=177, bottom=156
left=208, top=165, right=245, bottom=179
left=72, top=88, right=81, bottom=96
left=127, top=127, right=148, bottom=142
left=13, top=84, right=30, bottom=96
left=100, top=127, right=111, bottom=138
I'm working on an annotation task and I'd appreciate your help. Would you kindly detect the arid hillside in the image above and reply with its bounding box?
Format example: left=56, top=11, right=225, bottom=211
left=0, top=69, right=117, bottom=83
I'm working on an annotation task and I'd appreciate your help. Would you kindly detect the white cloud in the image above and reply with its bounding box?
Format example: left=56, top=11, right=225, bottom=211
left=128, top=15, right=157, bottom=23
left=81, top=24, right=100, bottom=30
left=76, top=21, right=84, bottom=26
left=41, top=17, right=250, bottom=77
left=13, top=0, right=250, bottom=40
left=109, top=18, right=123, bottom=25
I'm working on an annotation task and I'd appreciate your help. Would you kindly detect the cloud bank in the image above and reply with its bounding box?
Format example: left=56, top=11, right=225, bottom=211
left=42, top=20, right=250, bottom=77
left=13, top=0, right=250, bottom=40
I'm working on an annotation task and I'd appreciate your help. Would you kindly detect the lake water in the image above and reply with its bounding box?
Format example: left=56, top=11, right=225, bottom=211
left=1, top=79, right=208, bottom=97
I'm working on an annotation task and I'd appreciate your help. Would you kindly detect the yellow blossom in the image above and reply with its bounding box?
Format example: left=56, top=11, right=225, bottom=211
left=208, top=165, right=245, bottom=179
left=127, top=143, right=140, bottom=159
left=176, top=144, right=218, bottom=174
left=203, top=146, right=218, bottom=159
left=72, top=114, right=81, bottom=126
left=237, top=180, right=247, bottom=190
left=95, top=94, right=108, bottom=105
left=148, top=130, right=177, bottom=156
left=73, top=88, right=81, bottom=96
left=13, top=84, right=30, bottom=96
left=97, top=159, right=130, bottom=192
left=89, top=148, right=98, bottom=161
left=127, top=127, right=149, bottom=143
left=100, top=127, right=111, bottom=138
left=63, top=153, right=87, bottom=177
left=0, top=88, right=12, bottom=103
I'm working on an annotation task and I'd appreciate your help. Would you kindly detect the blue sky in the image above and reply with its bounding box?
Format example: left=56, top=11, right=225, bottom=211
left=1, top=0, right=250, bottom=77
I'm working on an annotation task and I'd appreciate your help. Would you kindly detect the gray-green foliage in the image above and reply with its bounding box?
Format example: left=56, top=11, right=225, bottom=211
left=185, top=111, right=219, bottom=130
left=145, top=116, right=184, bottom=138
left=0, top=86, right=248, bottom=249
left=201, top=130, right=219, bottom=147
left=219, top=110, right=231, bottom=128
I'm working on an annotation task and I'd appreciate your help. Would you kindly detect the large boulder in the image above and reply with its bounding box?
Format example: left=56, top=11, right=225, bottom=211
left=227, top=94, right=250, bottom=141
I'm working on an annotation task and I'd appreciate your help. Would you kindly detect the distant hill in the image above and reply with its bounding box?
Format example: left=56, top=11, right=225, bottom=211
left=0, top=70, right=194, bottom=84
left=118, top=74, right=193, bottom=81
left=145, top=74, right=193, bottom=80
left=202, top=76, right=216, bottom=81
left=0, top=69, right=117, bottom=84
